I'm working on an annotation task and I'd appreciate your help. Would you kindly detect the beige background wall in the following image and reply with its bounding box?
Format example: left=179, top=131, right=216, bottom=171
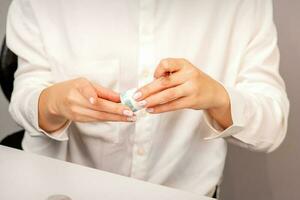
left=0, top=1, right=299, bottom=199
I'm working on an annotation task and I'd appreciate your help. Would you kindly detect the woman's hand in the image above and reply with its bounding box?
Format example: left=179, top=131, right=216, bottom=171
left=38, top=77, right=136, bottom=133
left=134, top=58, right=233, bottom=129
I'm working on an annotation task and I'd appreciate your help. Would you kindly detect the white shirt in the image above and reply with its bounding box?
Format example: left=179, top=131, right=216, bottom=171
left=6, top=0, right=289, bottom=197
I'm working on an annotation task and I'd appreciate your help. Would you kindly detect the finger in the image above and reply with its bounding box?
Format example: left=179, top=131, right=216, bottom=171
left=154, top=58, right=183, bottom=78
left=146, top=96, right=190, bottom=114
left=92, top=98, right=134, bottom=117
left=134, top=72, right=184, bottom=101
left=91, top=82, right=120, bottom=103
left=71, top=106, right=136, bottom=122
left=96, top=111, right=136, bottom=122
left=70, top=88, right=134, bottom=117
left=68, top=112, right=99, bottom=123
left=144, top=84, right=187, bottom=108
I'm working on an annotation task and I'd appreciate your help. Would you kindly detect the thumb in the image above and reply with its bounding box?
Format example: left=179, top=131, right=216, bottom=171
left=91, top=82, right=120, bottom=103
left=79, top=83, right=98, bottom=105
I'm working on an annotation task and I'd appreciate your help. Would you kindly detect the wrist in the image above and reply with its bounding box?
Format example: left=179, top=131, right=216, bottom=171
left=38, top=87, right=68, bottom=133
left=207, top=83, right=233, bottom=129
left=43, top=86, right=60, bottom=116
left=213, top=82, right=230, bottom=109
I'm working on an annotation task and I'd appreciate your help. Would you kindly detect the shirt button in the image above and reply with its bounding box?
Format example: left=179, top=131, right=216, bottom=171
left=137, top=146, right=145, bottom=156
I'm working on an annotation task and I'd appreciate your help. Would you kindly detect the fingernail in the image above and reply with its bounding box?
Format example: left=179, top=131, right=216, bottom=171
left=89, top=97, right=95, bottom=104
left=133, top=92, right=142, bottom=100
left=123, top=110, right=134, bottom=117
left=137, top=100, right=147, bottom=107
left=127, top=116, right=137, bottom=122
left=146, top=108, right=154, bottom=113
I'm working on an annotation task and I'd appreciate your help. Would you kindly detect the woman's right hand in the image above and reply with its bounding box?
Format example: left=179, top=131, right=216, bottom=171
left=38, top=77, right=136, bottom=133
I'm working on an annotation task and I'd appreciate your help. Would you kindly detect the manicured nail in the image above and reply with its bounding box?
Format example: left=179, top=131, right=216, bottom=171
left=123, top=110, right=134, bottom=117
left=127, top=116, right=137, bottom=122
left=137, top=100, right=147, bottom=107
left=89, top=97, right=95, bottom=104
left=146, top=108, right=154, bottom=113
left=133, top=92, right=142, bottom=100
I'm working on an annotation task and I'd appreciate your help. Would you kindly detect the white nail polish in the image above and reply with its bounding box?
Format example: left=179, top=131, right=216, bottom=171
left=146, top=108, right=154, bottom=113
left=123, top=110, right=133, bottom=117
left=138, top=100, right=147, bottom=107
left=89, top=97, right=95, bottom=104
left=133, top=92, right=142, bottom=100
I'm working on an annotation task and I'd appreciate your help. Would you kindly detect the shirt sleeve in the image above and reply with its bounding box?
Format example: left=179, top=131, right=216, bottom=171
left=201, top=0, right=289, bottom=153
left=6, top=0, right=71, bottom=141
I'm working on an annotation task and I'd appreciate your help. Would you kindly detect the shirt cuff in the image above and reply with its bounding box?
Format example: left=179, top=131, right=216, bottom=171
left=202, top=86, right=250, bottom=140
left=30, top=87, right=71, bottom=141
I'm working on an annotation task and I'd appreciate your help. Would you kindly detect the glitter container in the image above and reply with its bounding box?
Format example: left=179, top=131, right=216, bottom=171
left=120, top=88, right=143, bottom=112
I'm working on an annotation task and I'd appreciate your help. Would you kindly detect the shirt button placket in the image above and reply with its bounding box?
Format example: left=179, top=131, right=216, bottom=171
left=131, top=0, right=156, bottom=180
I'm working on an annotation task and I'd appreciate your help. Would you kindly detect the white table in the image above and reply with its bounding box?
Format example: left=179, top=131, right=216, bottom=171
left=0, top=145, right=212, bottom=200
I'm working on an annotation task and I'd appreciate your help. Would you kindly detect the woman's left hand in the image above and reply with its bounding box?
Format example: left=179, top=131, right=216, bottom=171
left=134, top=58, right=233, bottom=128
